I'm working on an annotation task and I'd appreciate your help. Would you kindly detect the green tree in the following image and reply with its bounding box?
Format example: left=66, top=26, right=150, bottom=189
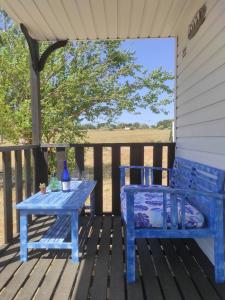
left=0, top=13, right=174, bottom=144
left=154, top=119, right=172, bottom=129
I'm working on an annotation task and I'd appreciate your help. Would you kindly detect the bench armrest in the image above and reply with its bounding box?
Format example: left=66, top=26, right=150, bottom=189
left=123, top=185, right=225, bottom=200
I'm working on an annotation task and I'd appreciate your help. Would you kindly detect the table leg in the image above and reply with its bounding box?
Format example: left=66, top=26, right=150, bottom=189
left=20, top=212, right=28, bottom=262
left=71, top=211, right=79, bottom=263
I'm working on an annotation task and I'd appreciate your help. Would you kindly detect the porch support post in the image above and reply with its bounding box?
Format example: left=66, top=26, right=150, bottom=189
left=21, top=24, right=41, bottom=145
left=30, top=42, right=41, bottom=145
left=20, top=24, right=68, bottom=145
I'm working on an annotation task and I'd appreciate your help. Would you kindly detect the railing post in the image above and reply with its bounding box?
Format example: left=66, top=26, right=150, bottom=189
left=56, top=147, right=66, bottom=178
left=2, top=151, right=13, bottom=243
left=130, top=144, right=144, bottom=184
left=33, top=147, right=48, bottom=192
left=167, top=143, right=176, bottom=185
left=15, top=150, right=23, bottom=233
left=24, top=149, right=32, bottom=197
left=112, top=145, right=121, bottom=215
left=75, top=146, right=84, bottom=174
left=153, top=144, right=163, bottom=185
left=94, top=145, right=103, bottom=215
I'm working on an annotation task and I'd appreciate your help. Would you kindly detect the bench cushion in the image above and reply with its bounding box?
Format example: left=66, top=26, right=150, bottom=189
left=121, top=185, right=205, bottom=229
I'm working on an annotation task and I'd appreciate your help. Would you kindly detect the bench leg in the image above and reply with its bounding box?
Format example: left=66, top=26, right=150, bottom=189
left=214, top=200, right=225, bottom=283
left=214, top=232, right=225, bottom=283
left=20, top=212, right=28, bottom=262
left=71, top=211, right=79, bottom=263
left=126, top=229, right=135, bottom=283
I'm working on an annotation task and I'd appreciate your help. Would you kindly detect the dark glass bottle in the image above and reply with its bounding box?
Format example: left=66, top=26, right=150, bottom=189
left=61, top=160, right=70, bottom=192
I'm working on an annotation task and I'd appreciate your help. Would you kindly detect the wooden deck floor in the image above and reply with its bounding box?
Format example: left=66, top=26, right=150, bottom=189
left=0, top=215, right=225, bottom=300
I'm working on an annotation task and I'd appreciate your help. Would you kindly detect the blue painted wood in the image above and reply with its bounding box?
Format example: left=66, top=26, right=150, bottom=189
left=181, top=196, right=186, bottom=229
left=163, top=192, right=167, bottom=229
left=20, top=212, right=28, bottom=262
left=126, top=191, right=135, bottom=283
left=213, top=196, right=225, bottom=283
left=120, top=157, right=225, bottom=284
left=71, top=210, right=79, bottom=262
left=171, top=191, right=178, bottom=230
left=135, top=228, right=212, bottom=238
left=16, top=181, right=96, bottom=210
left=16, top=180, right=96, bottom=262
left=145, top=167, right=150, bottom=186
left=27, top=242, right=72, bottom=249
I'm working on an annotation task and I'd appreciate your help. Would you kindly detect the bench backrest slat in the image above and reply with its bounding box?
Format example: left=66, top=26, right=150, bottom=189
left=170, top=157, right=193, bottom=189
left=173, top=157, right=225, bottom=218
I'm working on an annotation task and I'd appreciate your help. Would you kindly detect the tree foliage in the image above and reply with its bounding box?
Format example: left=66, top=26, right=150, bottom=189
left=0, top=12, right=174, bottom=144
left=153, top=119, right=173, bottom=129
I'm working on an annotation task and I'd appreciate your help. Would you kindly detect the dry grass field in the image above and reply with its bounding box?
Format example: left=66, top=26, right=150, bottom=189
left=0, top=128, right=171, bottom=243
left=86, top=128, right=171, bottom=143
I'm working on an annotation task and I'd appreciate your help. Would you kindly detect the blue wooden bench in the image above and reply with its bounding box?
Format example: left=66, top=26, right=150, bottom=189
left=120, top=157, right=225, bottom=283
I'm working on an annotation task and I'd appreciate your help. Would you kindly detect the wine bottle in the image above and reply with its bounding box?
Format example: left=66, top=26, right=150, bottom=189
left=61, top=160, right=70, bottom=192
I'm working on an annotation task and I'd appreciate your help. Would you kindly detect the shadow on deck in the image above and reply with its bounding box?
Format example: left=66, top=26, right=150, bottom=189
left=0, top=215, right=224, bottom=300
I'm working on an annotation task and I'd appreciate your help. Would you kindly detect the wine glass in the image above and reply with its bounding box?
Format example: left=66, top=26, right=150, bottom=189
left=81, top=170, right=89, bottom=181
left=71, top=168, right=81, bottom=181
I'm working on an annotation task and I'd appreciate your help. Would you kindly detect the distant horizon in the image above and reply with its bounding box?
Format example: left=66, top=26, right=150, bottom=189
left=82, top=118, right=174, bottom=127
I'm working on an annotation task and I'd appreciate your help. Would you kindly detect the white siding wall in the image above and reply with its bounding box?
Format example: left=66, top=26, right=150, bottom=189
left=176, top=0, right=225, bottom=263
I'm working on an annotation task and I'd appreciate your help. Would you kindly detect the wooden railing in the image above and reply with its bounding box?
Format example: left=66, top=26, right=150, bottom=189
left=0, top=142, right=175, bottom=244
left=41, top=143, right=176, bottom=215
left=0, top=145, right=48, bottom=244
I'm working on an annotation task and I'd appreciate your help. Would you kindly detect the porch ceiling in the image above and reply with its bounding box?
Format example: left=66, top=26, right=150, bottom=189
left=0, top=0, right=202, bottom=41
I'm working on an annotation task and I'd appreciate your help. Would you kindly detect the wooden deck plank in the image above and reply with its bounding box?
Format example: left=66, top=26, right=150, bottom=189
left=0, top=216, right=224, bottom=300
left=173, top=239, right=220, bottom=300
left=53, top=217, right=90, bottom=300
left=78, top=215, right=92, bottom=255
left=110, top=216, right=125, bottom=300
left=126, top=239, right=144, bottom=300
left=34, top=252, right=67, bottom=300
left=53, top=258, right=79, bottom=300
left=90, top=216, right=112, bottom=300
left=185, top=239, right=225, bottom=299
left=15, top=255, right=54, bottom=300
left=137, top=239, right=163, bottom=300
left=161, top=239, right=201, bottom=300
left=148, top=239, right=182, bottom=300
left=71, top=217, right=102, bottom=300
left=0, top=216, right=50, bottom=273
left=0, top=257, right=22, bottom=292
left=0, top=255, right=39, bottom=300
left=126, top=265, right=144, bottom=300
left=0, top=217, right=52, bottom=293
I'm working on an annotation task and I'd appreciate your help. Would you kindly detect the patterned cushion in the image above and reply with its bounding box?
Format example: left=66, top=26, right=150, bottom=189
left=121, top=185, right=205, bottom=228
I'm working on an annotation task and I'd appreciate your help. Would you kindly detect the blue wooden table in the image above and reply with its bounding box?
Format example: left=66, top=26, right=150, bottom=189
left=16, top=180, right=96, bottom=263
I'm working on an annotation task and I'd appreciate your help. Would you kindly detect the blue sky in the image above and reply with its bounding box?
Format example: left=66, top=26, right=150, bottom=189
left=117, top=38, right=175, bottom=126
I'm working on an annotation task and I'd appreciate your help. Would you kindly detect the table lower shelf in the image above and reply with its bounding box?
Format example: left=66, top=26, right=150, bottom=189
left=27, top=241, right=72, bottom=249
left=40, top=215, right=71, bottom=244
left=25, top=214, right=93, bottom=251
